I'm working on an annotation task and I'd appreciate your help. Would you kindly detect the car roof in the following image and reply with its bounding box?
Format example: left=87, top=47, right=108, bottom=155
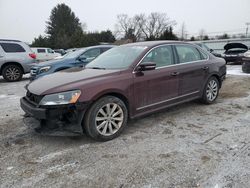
left=84, top=44, right=116, bottom=49
left=0, top=39, right=22, bottom=42
left=122, top=40, right=191, bottom=48
left=31, top=47, right=51, bottom=49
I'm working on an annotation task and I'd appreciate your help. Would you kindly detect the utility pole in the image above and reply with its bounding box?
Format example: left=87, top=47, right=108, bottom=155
left=246, top=22, right=250, bottom=38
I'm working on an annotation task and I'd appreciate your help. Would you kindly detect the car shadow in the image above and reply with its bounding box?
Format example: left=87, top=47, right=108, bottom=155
left=28, top=101, right=201, bottom=145
left=14, top=98, right=220, bottom=147
left=0, top=76, right=30, bottom=83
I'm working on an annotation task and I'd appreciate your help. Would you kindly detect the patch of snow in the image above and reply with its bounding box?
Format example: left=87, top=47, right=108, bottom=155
left=227, top=65, right=250, bottom=76
left=0, top=95, right=8, bottom=99
left=35, top=148, right=73, bottom=163
left=7, top=166, right=14, bottom=170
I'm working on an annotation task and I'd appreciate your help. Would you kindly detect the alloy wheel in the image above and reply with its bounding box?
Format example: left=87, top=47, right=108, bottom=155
left=95, top=103, right=124, bottom=136
left=5, top=66, right=21, bottom=81
left=206, top=80, right=218, bottom=102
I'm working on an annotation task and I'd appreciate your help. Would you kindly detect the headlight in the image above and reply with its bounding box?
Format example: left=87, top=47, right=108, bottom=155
left=39, top=90, right=81, bottom=106
left=244, top=51, right=250, bottom=58
left=39, top=66, right=51, bottom=74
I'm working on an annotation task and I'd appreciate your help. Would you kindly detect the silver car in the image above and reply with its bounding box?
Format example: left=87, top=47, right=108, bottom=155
left=0, top=39, right=36, bottom=81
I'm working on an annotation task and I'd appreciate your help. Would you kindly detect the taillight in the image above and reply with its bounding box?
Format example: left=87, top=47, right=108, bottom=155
left=29, top=53, right=36, bottom=59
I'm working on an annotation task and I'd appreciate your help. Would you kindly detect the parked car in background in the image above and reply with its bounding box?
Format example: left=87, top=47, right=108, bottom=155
left=193, top=42, right=222, bottom=57
left=31, top=47, right=61, bottom=62
left=222, top=43, right=249, bottom=64
left=30, top=45, right=115, bottom=80
left=21, top=41, right=226, bottom=141
left=242, top=50, right=250, bottom=73
left=54, top=49, right=66, bottom=56
left=65, top=48, right=77, bottom=53
left=0, top=39, right=36, bottom=81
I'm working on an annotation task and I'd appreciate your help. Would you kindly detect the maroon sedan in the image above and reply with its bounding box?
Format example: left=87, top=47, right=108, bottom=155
left=20, top=41, right=226, bottom=141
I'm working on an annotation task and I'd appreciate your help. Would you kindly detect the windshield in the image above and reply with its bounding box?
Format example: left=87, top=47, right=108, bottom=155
left=63, top=48, right=86, bottom=59
left=86, top=46, right=147, bottom=69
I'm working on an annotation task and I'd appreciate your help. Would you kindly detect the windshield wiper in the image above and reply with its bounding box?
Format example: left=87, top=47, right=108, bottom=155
left=87, top=67, right=106, bottom=70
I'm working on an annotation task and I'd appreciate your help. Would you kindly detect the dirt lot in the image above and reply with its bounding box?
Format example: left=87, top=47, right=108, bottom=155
left=1, top=73, right=250, bottom=188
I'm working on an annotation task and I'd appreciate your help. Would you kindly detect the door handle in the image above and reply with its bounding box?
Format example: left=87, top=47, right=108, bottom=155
left=202, top=66, right=209, bottom=70
left=171, top=72, right=179, bottom=76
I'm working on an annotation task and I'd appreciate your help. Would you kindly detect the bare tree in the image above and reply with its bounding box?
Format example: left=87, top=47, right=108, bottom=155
left=132, top=13, right=145, bottom=41
left=115, top=12, right=176, bottom=41
left=180, top=22, right=187, bottom=40
left=199, top=29, right=206, bottom=40
left=114, top=14, right=134, bottom=39
left=142, top=12, right=176, bottom=40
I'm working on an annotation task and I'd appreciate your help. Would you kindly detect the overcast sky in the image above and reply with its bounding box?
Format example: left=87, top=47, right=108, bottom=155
left=0, top=0, right=250, bottom=43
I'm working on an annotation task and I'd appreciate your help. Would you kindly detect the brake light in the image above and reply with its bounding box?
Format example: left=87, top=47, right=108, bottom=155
left=29, top=53, right=36, bottom=59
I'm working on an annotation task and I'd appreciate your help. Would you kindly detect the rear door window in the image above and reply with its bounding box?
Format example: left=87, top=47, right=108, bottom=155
left=175, top=45, right=204, bottom=63
left=37, top=49, right=46, bottom=53
left=0, top=43, right=25, bottom=53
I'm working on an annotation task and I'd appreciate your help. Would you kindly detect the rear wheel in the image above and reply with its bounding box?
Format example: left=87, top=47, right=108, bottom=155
left=2, top=64, right=23, bottom=82
left=201, top=76, right=219, bottom=104
left=84, top=96, right=128, bottom=141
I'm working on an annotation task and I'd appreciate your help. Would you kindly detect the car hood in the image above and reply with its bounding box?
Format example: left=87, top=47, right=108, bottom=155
left=27, top=67, right=121, bottom=95
left=224, top=43, right=248, bottom=51
left=33, top=58, right=74, bottom=67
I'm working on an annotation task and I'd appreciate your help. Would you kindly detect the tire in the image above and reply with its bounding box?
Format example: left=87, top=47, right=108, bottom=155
left=242, top=61, right=250, bottom=73
left=2, top=64, right=23, bottom=82
left=200, top=76, right=219, bottom=104
left=84, top=96, right=128, bottom=141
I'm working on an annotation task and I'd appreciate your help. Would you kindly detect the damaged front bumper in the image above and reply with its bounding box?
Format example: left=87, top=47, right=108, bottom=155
left=20, top=97, right=89, bottom=136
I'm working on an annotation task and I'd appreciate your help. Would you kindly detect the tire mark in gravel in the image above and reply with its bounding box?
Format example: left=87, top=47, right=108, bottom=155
left=0, top=132, right=31, bottom=147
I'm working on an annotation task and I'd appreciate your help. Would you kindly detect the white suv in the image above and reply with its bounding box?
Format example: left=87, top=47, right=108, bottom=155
left=31, top=47, right=61, bottom=62
left=0, top=39, right=36, bottom=82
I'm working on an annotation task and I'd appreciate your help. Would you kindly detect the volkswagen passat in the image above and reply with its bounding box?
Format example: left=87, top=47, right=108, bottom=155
left=20, top=41, right=226, bottom=141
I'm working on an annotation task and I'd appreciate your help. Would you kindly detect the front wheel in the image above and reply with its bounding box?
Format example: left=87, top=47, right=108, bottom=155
left=84, top=96, right=128, bottom=141
left=201, top=76, right=219, bottom=104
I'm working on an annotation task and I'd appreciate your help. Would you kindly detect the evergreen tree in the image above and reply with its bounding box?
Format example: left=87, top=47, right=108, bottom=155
left=31, top=4, right=117, bottom=48
left=190, top=36, right=195, bottom=41
left=203, top=35, right=210, bottom=40
left=31, top=35, right=49, bottom=47
left=158, top=27, right=178, bottom=40
left=46, top=3, right=83, bottom=49
left=218, top=33, right=229, bottom=39
left=124, top=28, right=136, bottom=42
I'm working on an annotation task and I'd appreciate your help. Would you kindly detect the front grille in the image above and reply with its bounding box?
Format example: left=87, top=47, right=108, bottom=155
left=26, top=91, right=43, bottom=104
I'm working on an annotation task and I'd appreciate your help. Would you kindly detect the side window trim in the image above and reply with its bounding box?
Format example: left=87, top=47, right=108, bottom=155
left=172, top=45, right=180, bottom=65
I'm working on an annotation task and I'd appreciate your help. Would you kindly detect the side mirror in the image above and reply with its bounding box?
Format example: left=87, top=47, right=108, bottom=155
left=210, top=49, right=214, bottom=53
left=137, top=62, right=156, bottom=72
left=78, top=56, right=87, bottom=62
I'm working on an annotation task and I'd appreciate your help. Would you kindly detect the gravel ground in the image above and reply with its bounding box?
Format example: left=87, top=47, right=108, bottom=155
left=0, top=71, right=250, bottom=188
